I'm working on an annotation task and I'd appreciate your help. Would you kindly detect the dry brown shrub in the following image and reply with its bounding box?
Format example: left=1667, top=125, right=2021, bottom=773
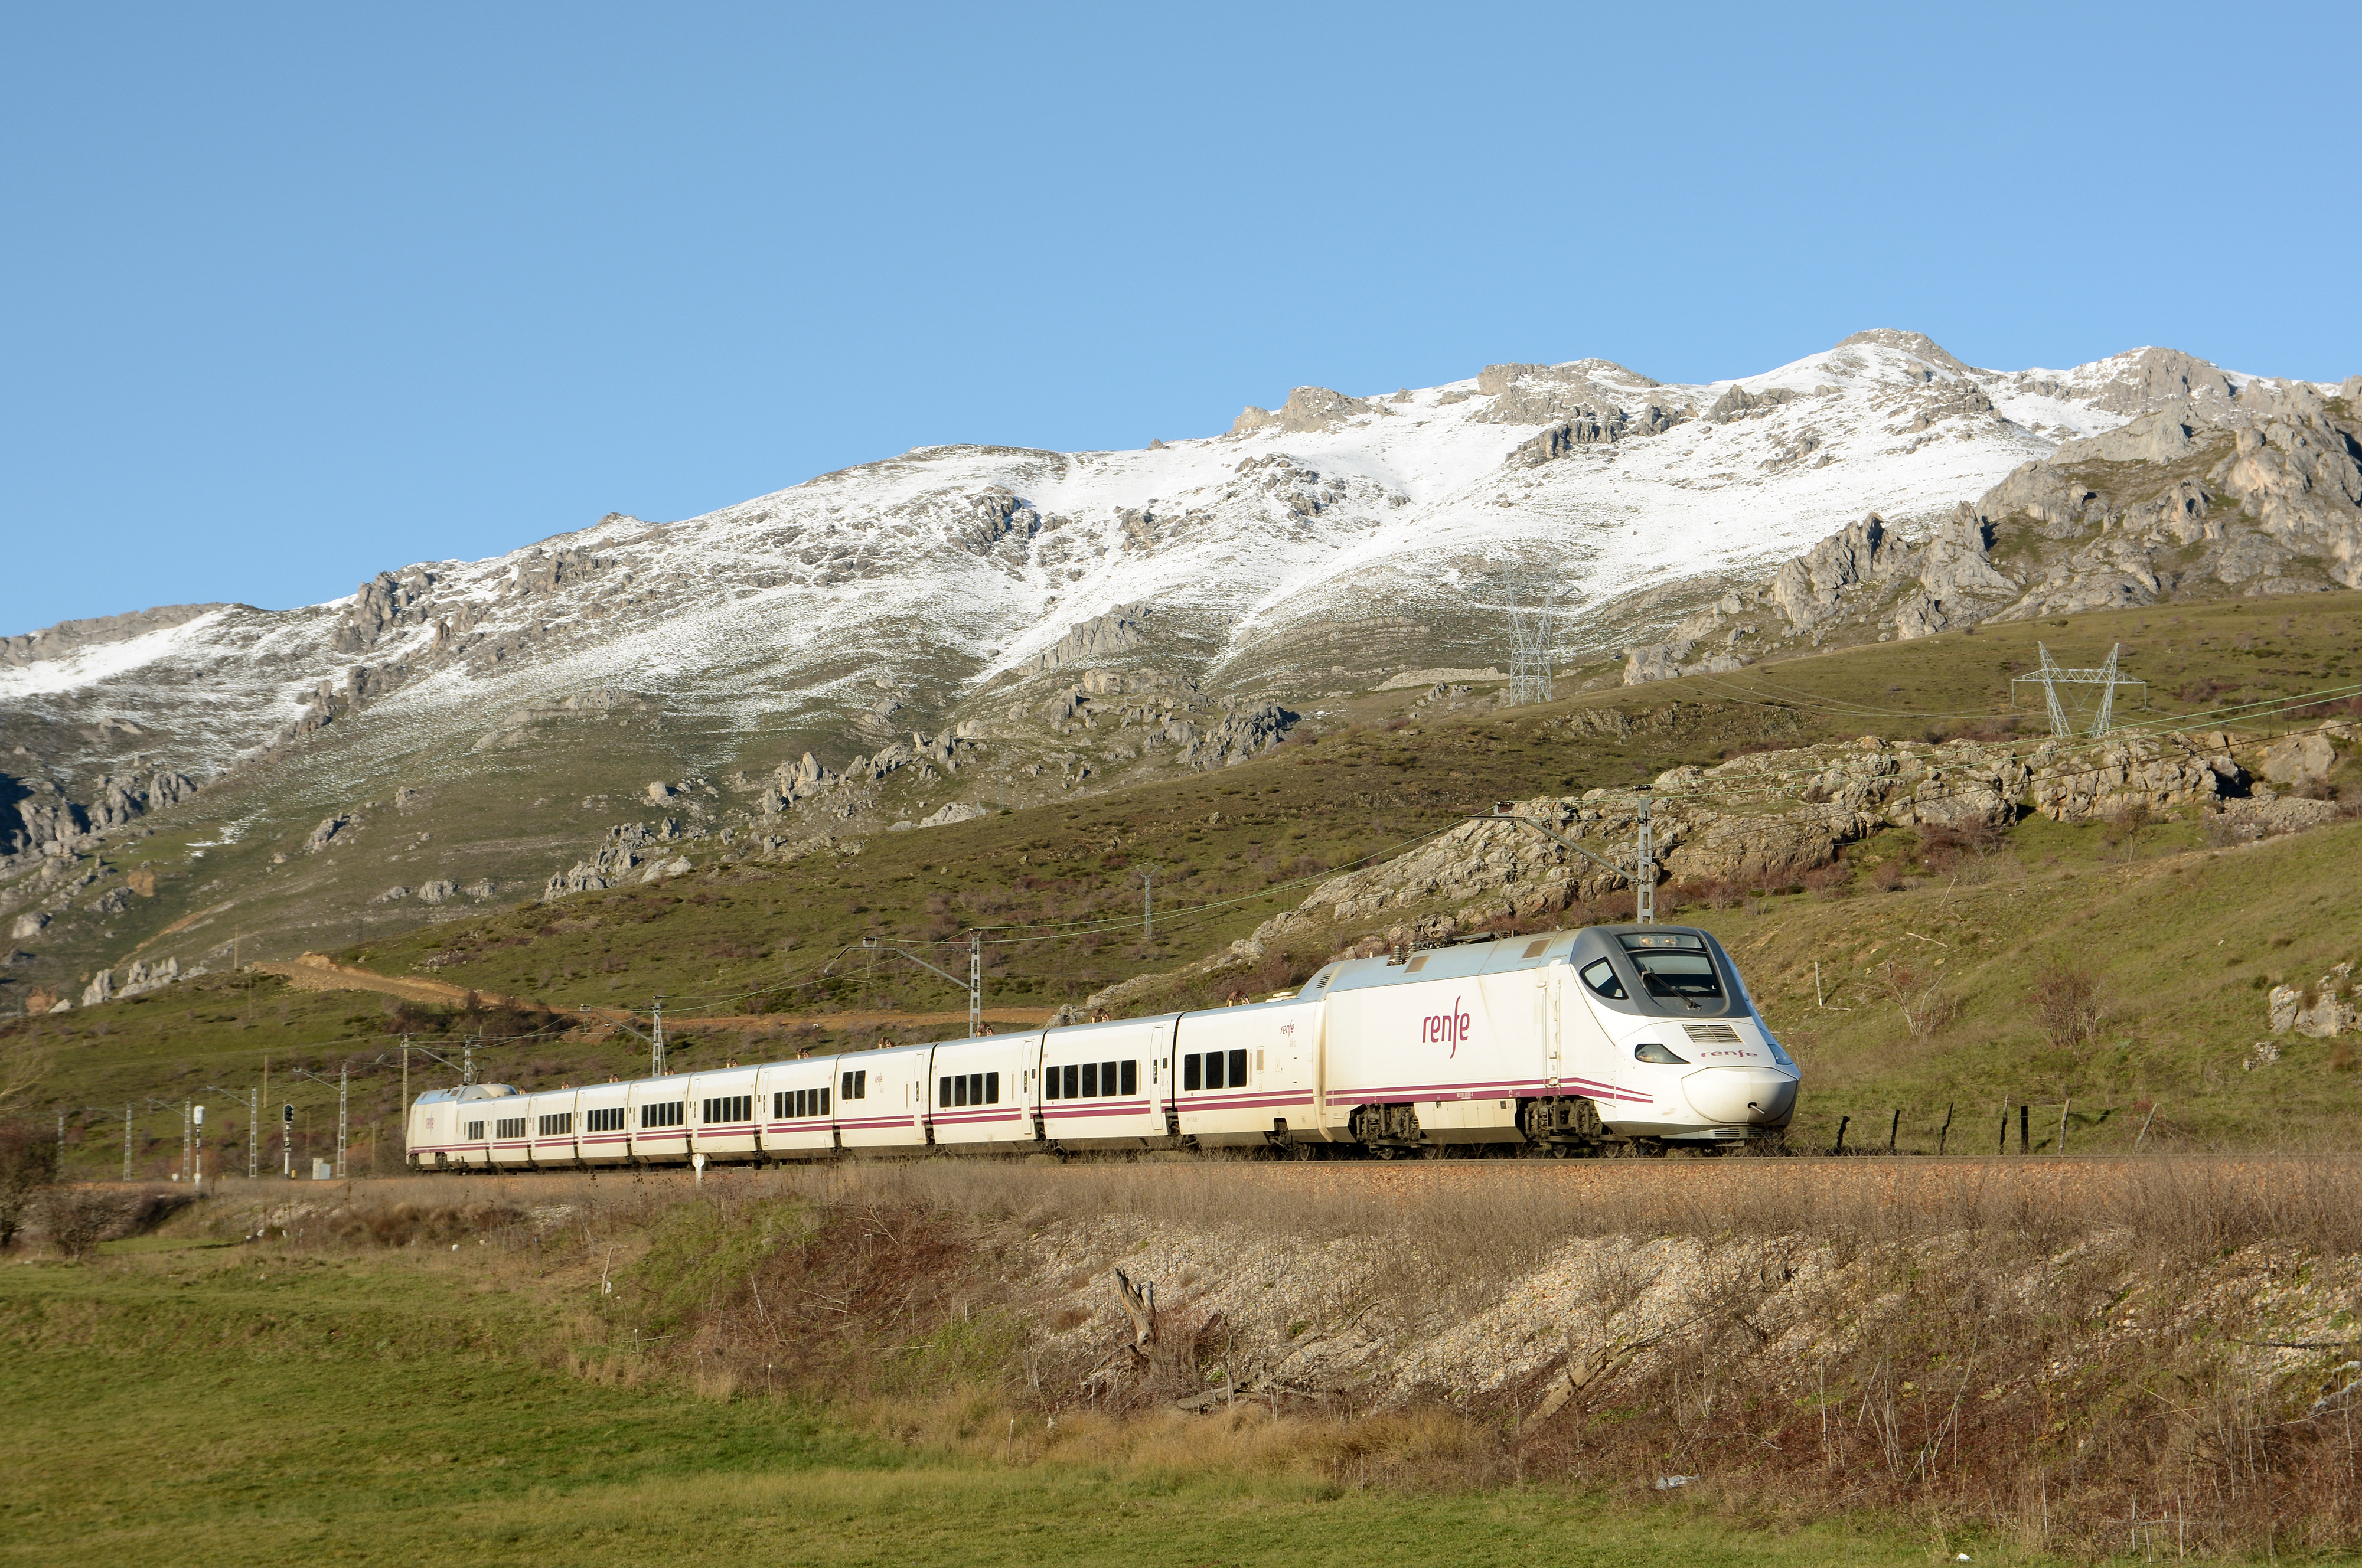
left=2029, top=958, right=2105, bottom=1050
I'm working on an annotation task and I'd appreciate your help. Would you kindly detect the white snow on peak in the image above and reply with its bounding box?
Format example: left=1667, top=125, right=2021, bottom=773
left=6, top=331, right=2242, bottom=785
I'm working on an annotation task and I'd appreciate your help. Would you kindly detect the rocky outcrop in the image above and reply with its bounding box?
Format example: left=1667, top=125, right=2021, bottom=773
left=1231, top=387, right=1372, bottom=436
left=2261, top=734, right=2336, bottom=787
left=1707, top=384, right=1799, bottom=422
left=1769, top=514, right=1903, bottom=632
left=543, top=819, right=688, bottom=899
left=0, top=775, right=89, bottom=858
left=416, top=879, right=460, bottom=904
left=1215, top=725, right=2291, bottom=957
left=2025, top=734, right=2242, bottom=821
left=951, top=487, right=1040, bottom=557
left=1473, top=361, right=1682, bottom=437
left=1510, top=411, right=1626, bottom=466
left=304, top=814, right=354, bottom=852
left=0, top=603, right=229, bottom=669
left=1144, top=700, right=1299, bottom=770
left=2074, top=348, right=2242, bottom=415
left=1030, top=603, right=1154, bottom=670
left=2269, top=965, right=2358, bottom=1038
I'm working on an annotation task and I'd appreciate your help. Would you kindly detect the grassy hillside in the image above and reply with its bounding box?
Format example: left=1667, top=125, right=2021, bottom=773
left=9, top=592, right=2360, bottom=1167
left=1, top=1193, right=1944, bottom=1567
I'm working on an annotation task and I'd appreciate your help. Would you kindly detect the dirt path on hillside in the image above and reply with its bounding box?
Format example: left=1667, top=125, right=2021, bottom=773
left=253, top=955, right=1055, bottom=1034
left=252, top=954, right=541, bottom=1010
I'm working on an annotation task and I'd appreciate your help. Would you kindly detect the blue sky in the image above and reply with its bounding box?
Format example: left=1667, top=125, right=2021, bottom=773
left=5, top=2, right=2358, bottom=636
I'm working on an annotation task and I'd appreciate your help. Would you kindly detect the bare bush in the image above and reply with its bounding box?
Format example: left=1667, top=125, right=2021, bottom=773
left=0, top=1121, right=60, bottom=1249
left=30, top=1185, right=190, bottom=1260
left=2030, top=958, right=2104, bottom=1050
left=37, top=1188, right=120, bottom=1261
left=1870, top=956, right=1955, bottom=1038
left=1800, top=863, right=1851, bottom=900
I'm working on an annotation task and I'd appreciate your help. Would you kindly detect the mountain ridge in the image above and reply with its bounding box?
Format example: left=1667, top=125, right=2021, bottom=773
left=4, top=329, right=2357, bottom=1011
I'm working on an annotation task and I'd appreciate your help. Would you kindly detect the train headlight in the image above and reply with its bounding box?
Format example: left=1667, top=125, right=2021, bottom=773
left=1765, top=1037, right=1795, bottom=1069
left=1633, top=1041, right=1688, bottom=1066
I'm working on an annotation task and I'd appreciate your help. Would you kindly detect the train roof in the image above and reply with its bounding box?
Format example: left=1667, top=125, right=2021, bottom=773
left=1309, top=923, right=1717, bottom=995
left=414, top=1083, right=520, bottom=1104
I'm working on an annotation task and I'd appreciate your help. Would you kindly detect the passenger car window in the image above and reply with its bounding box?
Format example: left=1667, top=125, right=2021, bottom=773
left=1580, top=959, right=1627, bottom=999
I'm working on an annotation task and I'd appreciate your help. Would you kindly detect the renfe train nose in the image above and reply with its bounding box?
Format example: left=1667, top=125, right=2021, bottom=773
left=1681, top=1067, right=1797, bottom=1126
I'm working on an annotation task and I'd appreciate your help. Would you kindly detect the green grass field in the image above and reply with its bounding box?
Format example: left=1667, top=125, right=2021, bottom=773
left=0, top=1238, right=1968, bottom=1567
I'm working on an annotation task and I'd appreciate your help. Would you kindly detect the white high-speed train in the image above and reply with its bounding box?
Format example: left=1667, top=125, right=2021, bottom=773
left=404, top=923, right=1798, bottom=1167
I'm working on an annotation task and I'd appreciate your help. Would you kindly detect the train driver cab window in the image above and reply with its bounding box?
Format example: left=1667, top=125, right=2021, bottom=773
left=1617, top=940, right=1724, bottom=1005
left=1580, top=959, right=1627, bottom=1000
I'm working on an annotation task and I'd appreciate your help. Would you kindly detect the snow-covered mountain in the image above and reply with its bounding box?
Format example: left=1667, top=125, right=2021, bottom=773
left=14, top=329, right=2309, bottom=802
left=6, top=326, right=2357, bottom=1006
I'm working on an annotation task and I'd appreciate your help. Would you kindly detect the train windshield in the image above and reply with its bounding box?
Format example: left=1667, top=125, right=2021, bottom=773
left=1624, top=950, right=1723, bottom=1002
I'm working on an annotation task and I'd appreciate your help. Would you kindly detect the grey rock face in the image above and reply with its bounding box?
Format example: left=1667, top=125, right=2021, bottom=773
left=2075, top=348, right=2240, bottom=414
left=2050, top=401, right=2211, bottom=466
left=2269, top=965, right=2358, bottom=1037
left=2027, top=734, right=2238, bottom=821
left=1, top=775, right=89, bottom=858
left=304, top=814, right=353, bottom=852
left=1509, top=409, right=1627, bottom=466
left=81, top=968, right=113, bottom=1006
left=416, top=879, right=459, bottom=904
left=1, top=603, right=230, bottom=669
left=1769, top=514, right=1900, bottom=631
left=9, top=910, right=47, bottom=939
left=2260, top=733, right=2335, bottom=786
left=372, top=885, right=411, bottom=903
left=1230, top=387, right=1372, bottom=436
left=119, top=956, right=179, bottom=997
left=1030, top=603, right=1154, bottom=670
left=1473, top=361, right=1671, bottom=430
left=1707, top=384, right=1799, bottom=422
left=1622, top=644, right=1684, bottom=685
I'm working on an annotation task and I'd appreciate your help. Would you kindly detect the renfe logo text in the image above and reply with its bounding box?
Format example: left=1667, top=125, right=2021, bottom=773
left=1422, top=997, right=1472, bottom=1057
